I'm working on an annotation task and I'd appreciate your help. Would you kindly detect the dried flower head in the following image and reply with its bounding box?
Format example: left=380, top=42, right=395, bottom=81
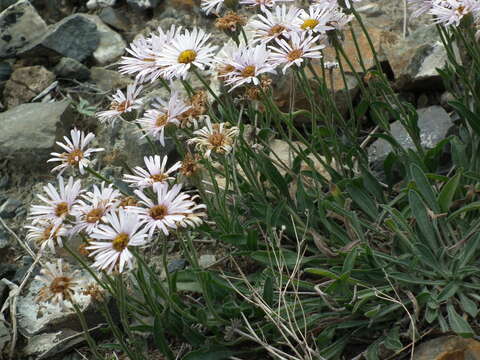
left=215, top=11, right=247, bottom=32
left=36, top=259, right=80, bottom=308
left=180, top=153, right=203, bottom=177
left=188, top=117, right=239, bottom=157
left=25, top=221, right=70, bottom=252
left=179, top=90, right=209, bottom=128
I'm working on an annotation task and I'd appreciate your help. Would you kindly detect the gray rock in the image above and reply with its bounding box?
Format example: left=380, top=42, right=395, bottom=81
left=386, top=25, right=448, bottom=91
left=80, top=14, right=126, bottom=65
left=3, top=65, right=56, bottom=108
left=0, top=320, right=10, bottom=355
left=86, top=0, right=116, bottom=9
left=0, top=101, right=73, bottom=168
left=199, top=254, right=216, bottom=268
left=53, top=57, right=90, bottom=81
left=0, top=227, right=9, bottom=250
left=99, top=7, right=130, bottom=32
left=0, top=0, right=48, bottom=58
left=127, top=0, right=160, bottom=10
left=42, top=15, right=100, bottom=62
left=368, top=106, right=454, bottom=165
left=90, top=66, right=132, bottom=91
left=0, top=0, right=17, bottom=11
left=0, top=198, right=22, bottom=219
left=0, top=61, right=11, bottom=80
left=0, top=175, right=8, bottom=189
left=167, top=259, right=187, bottom=273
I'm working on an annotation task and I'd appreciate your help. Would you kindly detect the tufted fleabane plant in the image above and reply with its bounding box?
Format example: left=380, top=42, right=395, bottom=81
left=86, top=208, right=149, bottom=273
left=48, top=128, right=104, bottom=175
left=25, top=220, right=70, bottom=252
left=96, top=83, right=143, bottom=125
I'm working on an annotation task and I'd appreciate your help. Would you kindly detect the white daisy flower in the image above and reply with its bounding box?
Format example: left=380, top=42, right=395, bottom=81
left=430, top=0, right=480, bottom=26
left=123, top=155, right=181, bottom=190
left=155, top=28, right=218, bottom=80
left=269, top=32, right=325, bottom=73
left=96, top=83, right=143, bottom=125
left=71, top=183, right=121, bottom=235
left=25, top=220, right=70, bottom=252
left=129, top=183, right=196, bottom=237
left=188, top=117, right=239, bottom=157
left=408, top=0, right=434, bottom=18
left=136, top=91, right=190, bottom=146
left=86, top=208, right=148, bottom=273
left=36, top=259, right=81, bottom=309
left=239, top=0, right=294, bottom=11
left=294, top=4, right=338, bottom=34
left=48, top=128, right=104, bottom=175
left=201, top=0, right=224, bottom=14
left=177, top=195, right=207, bottom=228
left=29, top=177, right=83, bottom=226
left=223, top=44, right=277, bottom=91
left=248, top=5, right=300, bottom=44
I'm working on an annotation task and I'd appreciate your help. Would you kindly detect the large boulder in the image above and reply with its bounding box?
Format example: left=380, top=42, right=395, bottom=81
left=0, top=0, right=48, bottom=58
left=0, top=100, right=73, bottom=169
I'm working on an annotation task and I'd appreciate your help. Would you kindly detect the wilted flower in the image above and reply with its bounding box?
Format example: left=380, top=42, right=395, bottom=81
left=180, top=153, right=203, bottom=177
left=130, top=183, right=198, bottom=237
left=87, top=208, right=149, bottom=273
left=29, top=177, right=83, bottom=226
left=96, top=83, right=143, bottom=125
left=25, top=220, right=70, bottom=252
left=48, top=128, right=104, bottom=175
left=136, top=91, right=190, bottom=146
left=36, top=259, right=81, bottom=309
left=216, top=11, right=247, bottom=33
left=123, top=155, right=181, bottom=190
left=201, top=0, right=225, bottom=14
left=430, top=0, right=480, bottom=26
left=188, top=117, right=239, bottom=157
left=178, top=90, right=209, bottom=128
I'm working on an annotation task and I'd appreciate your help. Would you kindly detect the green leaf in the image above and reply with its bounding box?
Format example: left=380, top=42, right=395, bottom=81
left=408, top=190, right=437, bottom=250
left=438, top=171, right=462, bottom=213
left=263, top=276, right=274, bottom=307
left=183, top=346, right=238, bottom=360
left=153, top=316, right=174, bottom=360
left=448, top=201, right=480, bottom=220
left=459, top=293, right=478, bottom=317
left=346, top=181, right=378, bottom=220
left=384, top=327, right=403, bottom=351
left=447, top=304, right=475, bottom=337
left=364, top=304, right=381, bottom=318
left=410, top=164, right=439, bottom=212
left=437, top=282, right=459, bottom=303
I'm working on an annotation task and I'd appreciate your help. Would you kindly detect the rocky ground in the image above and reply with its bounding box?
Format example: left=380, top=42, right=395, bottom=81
left=0, top=0, right=472, bottom=359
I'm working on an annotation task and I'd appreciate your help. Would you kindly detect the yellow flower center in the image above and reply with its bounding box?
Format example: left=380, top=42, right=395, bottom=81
left=65, top=149, right=84, bottom=165
left=150, top=173, right=168, bottom=183
left=287, top=49, right=304, bottom=62
left=86, top=208, right=104, bottom=223
left=112, top=233, right=129, bottom=252
left=50, top=276, right=72, bottom=294
left=241, top=65, right=256, bottom=78
left=178, top=50, right=197, bottom=64
left=268, top=24, right=286, bottom=36
left=55, top=202, right=69, bottom=217
left=301, top=18, right=319, bottom=30
left=156, top=113, right=169, bottom=127
left=150, top=205, right=169, bottom=220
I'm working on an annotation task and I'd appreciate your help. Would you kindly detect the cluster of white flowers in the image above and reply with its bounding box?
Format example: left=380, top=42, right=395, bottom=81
left=26, top=127, right=206, bottom=275
left=408, top=0, right=480, bottom=27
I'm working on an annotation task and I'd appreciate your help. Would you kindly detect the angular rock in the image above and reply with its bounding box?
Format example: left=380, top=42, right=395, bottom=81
left=127, top=0, right=161, bottom=10
left=53, top=57, right=90, bottom=81
left=0, top=61, right=12, bottom=80
left=167, top=259, right=187, bottom=273
left=90, top=66, right=132, bottom=91
left=199, top=254, right=216, bottom=268
left=99, top=7, right=130, bottom=32
left=0, top=0, right=48, bottom=58
left=368, top=105, right=454, bottom=165
left=0, top=101, right=73, bottom=168
left=385, top=25, right=448, bottom=91
left=0, top=197, right=22, bottom=219
left=81, top=14, right=126, bottom=65
left=3, top=65, right=55, bottom=108
left=42, top=15, right=100, bottom=62
left=413, top=335, right=480, bottom=360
